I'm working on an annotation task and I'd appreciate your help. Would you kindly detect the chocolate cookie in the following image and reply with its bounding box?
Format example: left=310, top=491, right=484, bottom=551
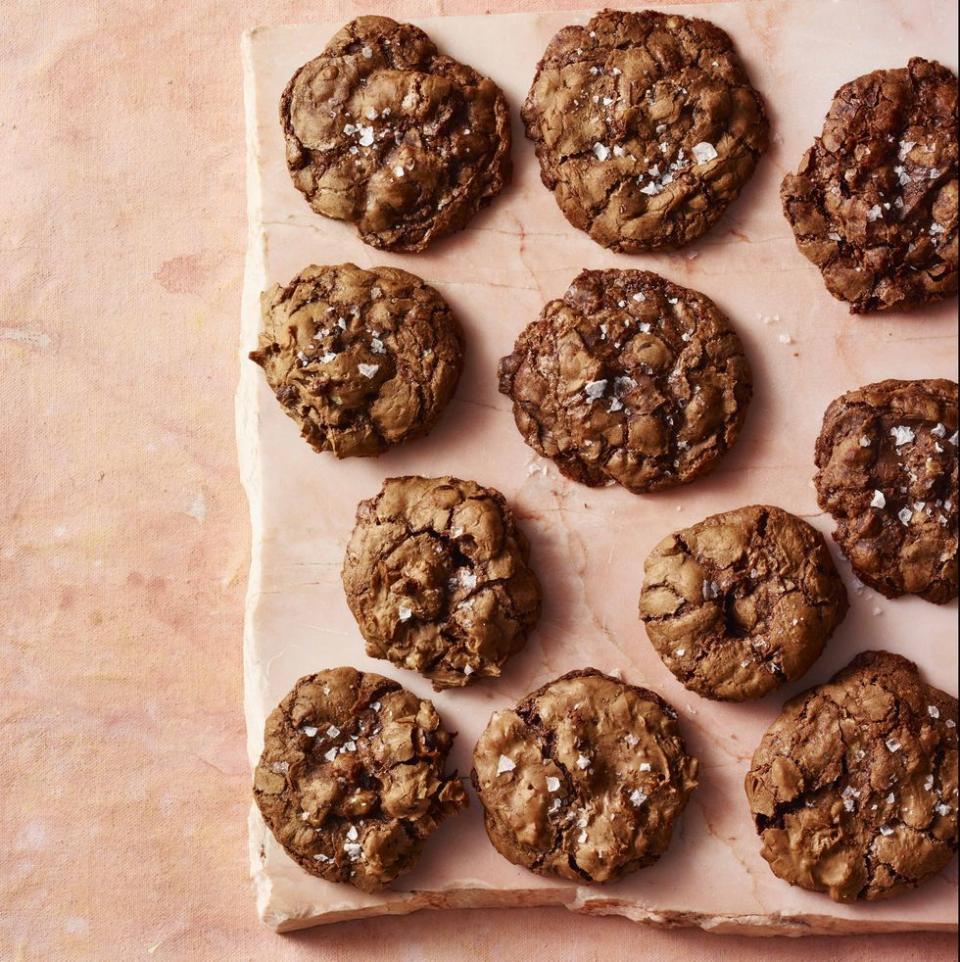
left=522, top=9, right=768, bottom=252
left=253, top=668, right=467, bottom=892
left=640, top=506, right=849, bottom=702
left=472, top=669, right=697, bottom=883
left=498, top=269, right=752, bottom=493
left=814, top=379, right=958, bottom=604
left=280, top=16, right=511, bottom=251
left=342, top=476, right=542, bottom=689
left=781, top=58, right=958, bottom=313
left=250, top=263, right=463, bottom=458
left=745, top=651, right=958, bottom=903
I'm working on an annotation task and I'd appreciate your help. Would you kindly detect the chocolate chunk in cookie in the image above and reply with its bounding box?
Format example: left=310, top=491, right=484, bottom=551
left=342, top=476, right=542, bottom=689
left=745, top=651, right=958, bottom=903
left=640, top=506, right=848, bottom=702
left=522, top=9, right=768, bottom=252
left=781, top=58, right=958, bottom=313
left=498, top=269, right=752, bottom=494
left=250, top=264, right=463, bottom=458
left=472, top=669, right=697, bottom=883
left=253, top=668, right=467, bottom=892
left=815, top=379, right=958, bottom=604
left=280, top=16, right=512, bottom=251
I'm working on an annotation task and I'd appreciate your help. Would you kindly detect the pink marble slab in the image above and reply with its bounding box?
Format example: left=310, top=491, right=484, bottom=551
left=239, top=2, right=959, bottom=934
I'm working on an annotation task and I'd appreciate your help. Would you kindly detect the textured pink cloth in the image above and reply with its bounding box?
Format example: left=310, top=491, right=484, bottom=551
left=0, top=1, right=955, bottom=959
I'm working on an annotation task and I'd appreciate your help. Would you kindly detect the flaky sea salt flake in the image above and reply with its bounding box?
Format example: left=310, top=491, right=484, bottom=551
left=584, top=379, right=608, bottom=401
left=497, top=755, right=516, bottom=775
left=593, top=142, right=611, bottom=162
left=691, top=141, right=718, bottom=164
left=890, top=425, right=915, bottom=446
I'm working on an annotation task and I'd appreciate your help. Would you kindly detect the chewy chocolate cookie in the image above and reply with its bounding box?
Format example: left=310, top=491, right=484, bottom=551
left=522, top=9, right=768, bottom=251
left=250, top=264, right=463, bottom=458
left=342, top=476, right=542, bottom=689
left=814, top=379, right=958, bottom=604
left=472, top=669, right=697, bottom=883
left=745, top=651, right=958, bottom=903
left=498, top=269, right=752, bottom=493
left=781, top=58, right=958, bottom=313
left=280, top=16, right=511, bottom=251
left=253, top=668, right=467, bottom=892
left=640, top=505, right=848, bottom=702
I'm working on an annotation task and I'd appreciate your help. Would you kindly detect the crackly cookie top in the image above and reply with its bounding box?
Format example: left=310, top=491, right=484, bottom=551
left=280, top=16, right=512, bottom=251
left=342, top=476, right=542, bottom=689
left=814, top=379, right=958, bottom=604
left=250, top=263, right=463, bottom=458
left=497, top=269, right=752, bottom=493
left=781, top=58, right=958, bottom=313
left=521, top=8, right=768, bottom=252
left=253, top=668, right=467, bottom=892
left=640, top=505, right=848, bottom=702
left=472, top=669, right=698, bottom=883
left=745, top=651, right=958, bottom=903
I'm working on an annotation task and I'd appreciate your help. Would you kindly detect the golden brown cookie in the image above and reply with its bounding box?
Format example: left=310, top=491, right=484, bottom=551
left=640, top=505, right=848, bottom=701
left=342, top=476, right=542, bottom=689
left=280, top=16, right=512, bottom=251
left=745, top=651, right=958, bottom=902
left=781, top=58, right=957, bottom=313
left=472, top=669, right=698, bottom=883
left=250, top=264, right=463, bottom=459
left=253, top=668, right=467, bottom=892
left=814, top=379, right=958, bottom=603
left=522, top=9, right=768, bottom=251
left=498, top=269, right=752, bottom=493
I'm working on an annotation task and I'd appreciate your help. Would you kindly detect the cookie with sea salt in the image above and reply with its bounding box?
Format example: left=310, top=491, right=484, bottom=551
left=814, top=379, right=958, bottom=603
left=640, top=505, right=849, bottom=701
left=521, top=9, right=768, bottom=251
left=280, top=16, right=512, bottom=251
left=497, top=269, right=753, bottom=493
left=342, top=476, right=542, bottom=689
left=781, top=58, right=958, bottom=312
left=253, top=668, right=467, bottom=892
left=745, top=650, right=958, bottom=902
left=472, top=669, right=698, bottom=883
left=250, top=263, right=463, bottom=458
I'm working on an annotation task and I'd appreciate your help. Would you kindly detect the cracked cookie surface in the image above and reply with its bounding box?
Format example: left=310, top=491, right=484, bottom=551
left=522, top=9, right=768, bottom=252
left=472, top=668, right=698, bottom=883
left=281, top=16, right=512, bottom=251
left=250, top=263, right=463, bottom=459
left=497, top=269, right=752, bottom=493
left=781, top=58, right=958, bottom=313
left=640, top=505, right=849, bottom=702
left=342, top=476, right=542, bottom=689
left=253, top=668, right=467, bottom=892
left=814, top=379, right=958, bottom=604
left=745, top=651, right=958, bottom=903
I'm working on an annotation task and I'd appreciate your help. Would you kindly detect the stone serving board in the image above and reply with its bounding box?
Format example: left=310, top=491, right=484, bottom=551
left=237, top=1, right=959, bottom=934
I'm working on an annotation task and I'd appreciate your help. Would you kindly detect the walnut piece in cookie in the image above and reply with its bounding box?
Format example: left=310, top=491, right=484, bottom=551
left=342, top=476, right=542, bottom=689
left=253, top=668, right=467, bottom=892
left=781, top=58, right=958, bottom=313
left=280, top=16, right=512, bottom=252
left=522, top=9, right=768, bottom=252
left=815, top=379, right=958, bottom=604
left=498, top=269, right=752, bottom=494
left=745, top=651, right=958, bottom=903
left=640, top=505, right=848, bottom=702
left=250, top=264, right=463, bottom=459
left=472, top=669, right=697, bottom=883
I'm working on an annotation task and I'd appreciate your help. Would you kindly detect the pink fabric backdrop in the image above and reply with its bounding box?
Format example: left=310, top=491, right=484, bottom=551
left=0, top=1, right=955, bottom=959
